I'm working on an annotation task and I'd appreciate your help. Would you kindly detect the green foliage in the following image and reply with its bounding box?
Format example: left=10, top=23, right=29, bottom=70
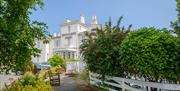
left=79, top=1, right=180, bottom=83
left=21, top=73, right=39, bottom=87
left=66, top=58, right=79, bottom=62
left=0, top=0, right=49, bottom=73
left=37, top=70, right=48, bottom=80
left=4, top=72, right=53, bottom=91
left=80, top=17, right=131, bottom=77
left=49, top=66, right=58, bottom=73
left=77, top=68, right=89, bottom=83
left=171, top=0, right=180, bottom=81
left=48, top=54, right=65, bottom=67
left=15, top=61, right=35, bottom=74
left=120, top=28, right=177, bottom=81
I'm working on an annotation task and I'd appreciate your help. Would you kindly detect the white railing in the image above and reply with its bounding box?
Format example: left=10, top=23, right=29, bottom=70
left=89, top=72, right=180, bottom=91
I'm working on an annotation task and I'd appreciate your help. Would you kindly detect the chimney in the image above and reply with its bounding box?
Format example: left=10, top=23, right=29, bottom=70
left=80, top=14, right=85, bottom=24
left=53, top=33, right=57, bottom=37
left=91, top=16, right=98, bottom=25
left=66, top=18, right=71, bottom=23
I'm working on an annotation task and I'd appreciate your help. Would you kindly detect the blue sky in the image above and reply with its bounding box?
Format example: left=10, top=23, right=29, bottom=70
left=30, top=0, right=177, bottom=33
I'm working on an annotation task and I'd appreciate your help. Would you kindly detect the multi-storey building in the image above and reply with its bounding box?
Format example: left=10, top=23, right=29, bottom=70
left=32, top=40, right=49, bottom=63
left=32, top=15, right=100, bottom=63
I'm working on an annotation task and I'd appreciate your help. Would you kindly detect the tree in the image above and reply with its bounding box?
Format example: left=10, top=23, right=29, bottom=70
left=0, top=0, right=49, bottom=73
left=171, top=0, right=180, bottom=81
left=80, top=17, right=131, bottom=77
left=48, top=54, right=65, bottom=67
left=120, top=28, right=177, bottom=82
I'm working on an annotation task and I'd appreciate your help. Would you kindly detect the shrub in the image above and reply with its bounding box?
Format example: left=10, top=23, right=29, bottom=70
left=77, top=68, right=89, bottom=83
left=4, top=72, right=53, bottom=91
left=48, top=54, right=65, bottom=67
left=24, top=62, right=35, bottom=73
left=37, top=70, right=48, bottom=80
left=120, top=27, right=177, bottom=82
left=50, top=66, right=58, bottom=73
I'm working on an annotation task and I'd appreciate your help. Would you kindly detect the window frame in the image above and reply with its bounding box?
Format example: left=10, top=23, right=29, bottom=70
left=68, top=26, right=71, bottom=33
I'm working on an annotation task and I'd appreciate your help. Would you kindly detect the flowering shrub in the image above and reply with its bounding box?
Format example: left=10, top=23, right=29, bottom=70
left=4, top=73, right=53, bottom=91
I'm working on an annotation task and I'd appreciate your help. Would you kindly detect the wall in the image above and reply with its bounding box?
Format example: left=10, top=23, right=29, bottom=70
left=32, top=40, right=49, bottom=63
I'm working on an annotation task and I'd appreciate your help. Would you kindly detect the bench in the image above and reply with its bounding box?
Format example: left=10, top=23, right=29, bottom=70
left=48, top=71, right=60, bottom=86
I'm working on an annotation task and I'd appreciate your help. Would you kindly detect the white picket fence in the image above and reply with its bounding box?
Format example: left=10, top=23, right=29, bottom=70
left=89, top=72, right=180, bottom=91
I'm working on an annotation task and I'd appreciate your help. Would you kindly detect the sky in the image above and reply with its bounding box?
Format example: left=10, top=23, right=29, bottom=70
left=30, top=0, right=177, bottom=34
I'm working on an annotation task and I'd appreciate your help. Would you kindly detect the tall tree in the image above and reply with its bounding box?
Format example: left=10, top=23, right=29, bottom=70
left=171, top=0, right=180, bottom=81
left=80, top=17, right=131, bottom=77
left=0, top=0, right=49, bottom=73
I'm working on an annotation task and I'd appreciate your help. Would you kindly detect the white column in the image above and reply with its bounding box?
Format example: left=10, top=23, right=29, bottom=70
left=66, top=52, right=68, bottom=59
left=64, top=52, right=66, bottom=59
left=71, top=51, right=74, bottom=58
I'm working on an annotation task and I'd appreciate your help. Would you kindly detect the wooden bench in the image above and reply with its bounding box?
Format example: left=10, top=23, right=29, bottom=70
left=48, top=71, right=60, bottom=86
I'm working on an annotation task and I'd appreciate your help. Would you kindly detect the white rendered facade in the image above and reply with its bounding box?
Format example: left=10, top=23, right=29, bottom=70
left=49, top=15, right=100, bottom=60
left=32, top=15, right=100, bottom=63
left=32, top=40, right=49, bottom=63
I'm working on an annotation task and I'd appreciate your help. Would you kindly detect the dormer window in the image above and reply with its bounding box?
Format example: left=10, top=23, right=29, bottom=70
left=68, top=26, right=71, bottom=33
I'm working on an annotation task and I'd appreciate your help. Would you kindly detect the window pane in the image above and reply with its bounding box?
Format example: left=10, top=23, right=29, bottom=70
left=54, top=40, right=60, bottom=47
left=65, top=37, right=71, bottom=46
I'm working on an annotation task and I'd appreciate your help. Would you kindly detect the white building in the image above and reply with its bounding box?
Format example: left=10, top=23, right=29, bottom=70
left=32, top=15, right=100, bottom=63
left=32, top=40, right=49, bottom=63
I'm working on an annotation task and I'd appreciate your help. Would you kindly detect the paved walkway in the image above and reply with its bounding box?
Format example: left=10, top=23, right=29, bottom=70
left=54, top=75, right=79, bottom=91
left=53, top=75, right=98, bottom=91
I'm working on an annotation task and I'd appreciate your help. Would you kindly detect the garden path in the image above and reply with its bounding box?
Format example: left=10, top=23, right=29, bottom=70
left=53, top=75, right=78, bottom=91
left=53, top=75, right=98, bottom=91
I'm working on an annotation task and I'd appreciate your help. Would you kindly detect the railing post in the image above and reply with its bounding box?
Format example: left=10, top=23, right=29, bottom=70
left=89, top=71, right=94, bottom=85
left=89, top=71, right=91, bottom=85
left=122, top=79, right=125, bottom=91
left=0, top=75, right=2, bottom=90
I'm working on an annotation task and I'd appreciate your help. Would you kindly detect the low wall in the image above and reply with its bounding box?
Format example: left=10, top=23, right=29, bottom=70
left=0, top=74, right=20, bottom=91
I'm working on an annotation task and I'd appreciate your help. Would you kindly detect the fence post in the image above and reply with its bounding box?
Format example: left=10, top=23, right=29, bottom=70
left=0, top=75, right=2, bottom=90
left=122, top=79, right=125, bottom=91
left=89, top=71, right=91, bottom=85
